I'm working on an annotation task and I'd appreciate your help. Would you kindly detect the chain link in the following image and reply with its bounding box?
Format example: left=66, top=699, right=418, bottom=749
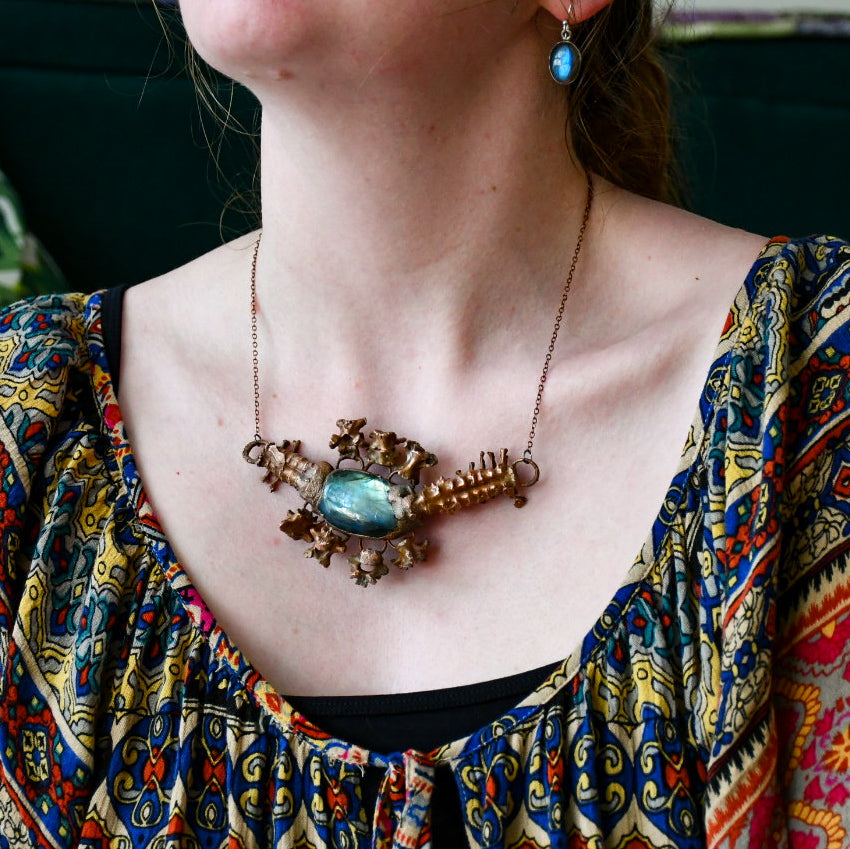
left=250, top=232, right=262, bottom=442
left=524, top=173, right=593, bottom=461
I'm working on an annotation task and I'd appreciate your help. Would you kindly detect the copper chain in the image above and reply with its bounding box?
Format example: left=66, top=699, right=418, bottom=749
left=250, top=173, right=593, bottom=457
left=524, top=173, right=593, bottom=461
left=250, top=233, right=262, bottom=442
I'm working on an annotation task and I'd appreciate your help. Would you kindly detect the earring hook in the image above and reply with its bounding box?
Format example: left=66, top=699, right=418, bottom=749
left=561, top=2, right=575, bottom=40
left=549, top=0, right=582, bottom=84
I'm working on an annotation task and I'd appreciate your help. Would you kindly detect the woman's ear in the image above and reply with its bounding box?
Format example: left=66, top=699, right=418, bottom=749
left=537, top=0, right=614, bottom=24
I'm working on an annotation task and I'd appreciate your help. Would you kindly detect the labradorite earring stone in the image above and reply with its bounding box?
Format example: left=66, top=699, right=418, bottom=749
left=549, top=41, right=581, bottom=85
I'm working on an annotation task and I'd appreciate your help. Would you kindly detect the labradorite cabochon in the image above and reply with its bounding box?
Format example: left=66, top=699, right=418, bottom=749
left=317, top=469, right=410, bottom=538
left=549, top=42, right=580, bottom=85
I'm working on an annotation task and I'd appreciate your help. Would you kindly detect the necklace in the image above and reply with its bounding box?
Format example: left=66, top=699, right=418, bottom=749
left=244, top=174, right=593, bottom=587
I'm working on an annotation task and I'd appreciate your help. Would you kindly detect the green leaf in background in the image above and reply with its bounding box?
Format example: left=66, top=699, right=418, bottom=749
left=0, top=170, right=67, bottom=307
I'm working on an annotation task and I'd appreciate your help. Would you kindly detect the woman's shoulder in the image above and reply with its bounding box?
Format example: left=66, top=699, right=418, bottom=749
left=0, top=291, right=100, bottom=403
left=721, top=234, right=850, bottom=399
left=0, top=290, right=94, bottom=367
left=611, top=189, right=848, bottom=347
left=742, top=234, right=850, bottom=318
left=712, top=232, right=850, bottom=584
left=609, top=184, right=846, bottom=284
left=0, top=291, right=102, bottom=478
left=125, top=232, right=258, bottom=308
left=712, top=233, right=850, bottom=431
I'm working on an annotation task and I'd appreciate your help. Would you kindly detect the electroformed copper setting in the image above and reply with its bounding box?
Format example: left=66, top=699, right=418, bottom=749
left=243, top=418, right=539, bottom=586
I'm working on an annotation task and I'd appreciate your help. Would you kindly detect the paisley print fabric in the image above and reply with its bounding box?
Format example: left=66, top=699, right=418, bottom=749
left=0, top=235, right=849, bottom=848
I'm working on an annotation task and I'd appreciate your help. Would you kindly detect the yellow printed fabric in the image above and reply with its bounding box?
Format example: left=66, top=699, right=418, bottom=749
left=0, top=235, right=850, bottom=848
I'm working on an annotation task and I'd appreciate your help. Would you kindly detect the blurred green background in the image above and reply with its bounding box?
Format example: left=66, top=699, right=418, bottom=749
left=0, top=0, right=848, bottom=292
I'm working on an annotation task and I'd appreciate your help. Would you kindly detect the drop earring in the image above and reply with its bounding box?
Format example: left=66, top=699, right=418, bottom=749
left=549, top=5, right=582, bottom=85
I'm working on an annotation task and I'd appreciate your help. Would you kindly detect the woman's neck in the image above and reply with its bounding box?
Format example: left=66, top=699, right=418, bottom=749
left=252, top=48, right=594, bottom=365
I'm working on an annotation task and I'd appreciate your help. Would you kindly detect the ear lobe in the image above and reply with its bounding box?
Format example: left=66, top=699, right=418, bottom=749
left=537, top=0, right=614, bottom=25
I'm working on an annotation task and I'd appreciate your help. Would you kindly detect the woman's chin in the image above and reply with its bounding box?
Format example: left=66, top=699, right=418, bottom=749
left=177, top=0, right=525, bottom=96
left=179, top=0, right=323, bottom=81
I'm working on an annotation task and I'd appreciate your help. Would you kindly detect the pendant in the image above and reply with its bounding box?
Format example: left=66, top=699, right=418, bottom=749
left=243, top=418, right=539, bottom=586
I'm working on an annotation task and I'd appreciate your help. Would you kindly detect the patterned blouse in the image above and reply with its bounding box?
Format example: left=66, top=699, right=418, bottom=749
left=1, top=235, right=850, bottom=849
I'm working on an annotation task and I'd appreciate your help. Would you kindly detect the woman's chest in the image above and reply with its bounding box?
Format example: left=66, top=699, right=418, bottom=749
left=116, top=336, right=711, bottom=698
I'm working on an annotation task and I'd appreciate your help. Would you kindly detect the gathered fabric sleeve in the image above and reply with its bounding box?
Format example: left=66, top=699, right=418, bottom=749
left=0, top=297, right=86, bottom=676
left=0, top=294, right=106, bottom=843
left=704, top=237, right=850, bottom=848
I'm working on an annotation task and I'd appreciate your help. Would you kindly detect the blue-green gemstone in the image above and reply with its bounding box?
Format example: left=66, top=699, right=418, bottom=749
left=317, top=470, right=410, bottom=538
left=549, top=42, right=580, bottom=85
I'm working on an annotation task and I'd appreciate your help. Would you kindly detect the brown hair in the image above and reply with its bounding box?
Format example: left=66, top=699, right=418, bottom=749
left=565, top=0, right=678, bottom=204
left=153, top=1, right=262, bottom=231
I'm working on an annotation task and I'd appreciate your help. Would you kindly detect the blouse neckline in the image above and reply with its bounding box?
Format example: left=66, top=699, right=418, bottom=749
left=82, top=239, right=774, bottom=769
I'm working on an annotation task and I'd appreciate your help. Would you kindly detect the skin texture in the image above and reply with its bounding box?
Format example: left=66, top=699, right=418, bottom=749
left=119, top=1, right=768, bottom=696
